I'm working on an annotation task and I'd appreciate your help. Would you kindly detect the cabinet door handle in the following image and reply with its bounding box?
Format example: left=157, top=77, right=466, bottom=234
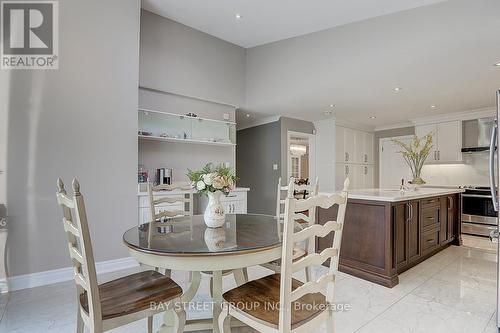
left=345, top=152, right=349, bottom=162
left=448, top=196, right=453, bottom=209
left=364, top=154, right=368, bottom=163
left=364, top=166, right=368, bottom=175
left=345, top=165, right=349, bottom=175
left=437, top=150, right=440, bottom=160
left=406, top=203, right=410, bottom=223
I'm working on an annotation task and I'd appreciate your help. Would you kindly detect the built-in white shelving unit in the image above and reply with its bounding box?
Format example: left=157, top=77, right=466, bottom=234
left=138, top=108, right=236, bottom=146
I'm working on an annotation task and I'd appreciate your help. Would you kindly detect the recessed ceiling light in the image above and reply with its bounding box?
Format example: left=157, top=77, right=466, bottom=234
left=245, top=113, right=250, bottom=118
left=393, top=87, right=402, bottom=92
left=329, top=104, right=335, bottom=108
left=430, top=105, right=437, bottom=108
left=235, top=13, right=242, bottom=19
left=494, top=62, right=500, bottom=67
left=369, top=116, right=377, bottom=119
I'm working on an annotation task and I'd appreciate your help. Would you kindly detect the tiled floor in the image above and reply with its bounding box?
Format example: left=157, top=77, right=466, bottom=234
left=0, top=241, right=497, bottom=333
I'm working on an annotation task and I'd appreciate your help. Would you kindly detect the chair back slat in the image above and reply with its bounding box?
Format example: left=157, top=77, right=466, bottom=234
left=293, top=220, right=342, bottom=243
left=278, top=177, right=349, bottom=331
left=63, top=218, right=80, bottom=237
left=57, top=178, right=102, bottom=331
left=290, top=273, right=335, bottom=302
left=152, top=183, right=192, bottom=191
left=155, top=210, right=190, bottom=220
left=292, top=248, right=338, bottom=273
left=148, top=182, right=193, bottom=222
left=154, top=196, right=190, bottom=205
left=293, top=193, right=347, bottom=214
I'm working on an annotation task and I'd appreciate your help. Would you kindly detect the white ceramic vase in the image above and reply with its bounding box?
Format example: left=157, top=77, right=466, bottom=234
left=204, top=227, right=226, bottom=251
left=204, top=191, right=226, bottom=228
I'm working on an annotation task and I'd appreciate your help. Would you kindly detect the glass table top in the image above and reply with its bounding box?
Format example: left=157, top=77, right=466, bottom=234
left=123, top=214, right=282, bottom=256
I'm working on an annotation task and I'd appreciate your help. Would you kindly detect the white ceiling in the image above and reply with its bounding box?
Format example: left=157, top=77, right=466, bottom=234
left=141, top=0, right=449, bottom=48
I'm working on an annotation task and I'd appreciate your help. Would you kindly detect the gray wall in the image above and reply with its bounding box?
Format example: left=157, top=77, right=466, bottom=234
left=236, top=117, right=315, bottom=214
left=236, top=122, right=281, bottom=215
left=140, top=10, right=246, bottom=107
left=139, top=10, right=246, bottom=180
left=3, top=0, right=140, bottom=276
left=374, top=127, right=415, bottom=187
left=280, top=117, right=315, bottom=180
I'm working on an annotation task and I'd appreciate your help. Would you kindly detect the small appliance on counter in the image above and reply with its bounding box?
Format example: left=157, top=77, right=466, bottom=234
left=156, top=168, right=173, bottom=185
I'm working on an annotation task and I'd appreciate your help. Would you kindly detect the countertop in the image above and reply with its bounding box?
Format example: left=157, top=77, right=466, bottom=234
left=321, top=187, right=464, bottom=202
left=347, top=188, right=465, bottom=202
left=137, top=186, right=250, bottom=196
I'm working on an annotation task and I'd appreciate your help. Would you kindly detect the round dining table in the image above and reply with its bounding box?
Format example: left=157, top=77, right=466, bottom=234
left=123, top=214, right=284, bottom=333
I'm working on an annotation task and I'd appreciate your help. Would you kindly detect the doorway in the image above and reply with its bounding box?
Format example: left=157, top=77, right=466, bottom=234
left=287, top=131, right=316, bottom=185
left=379, top=136, right=412, bottom=188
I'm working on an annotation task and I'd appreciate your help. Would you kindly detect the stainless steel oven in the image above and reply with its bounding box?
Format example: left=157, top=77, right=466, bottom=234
left=461, top=186, right=498, bottom=236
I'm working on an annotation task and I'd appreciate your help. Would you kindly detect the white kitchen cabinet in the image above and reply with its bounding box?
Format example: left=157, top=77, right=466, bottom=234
left=335, top=125, right=375, bottom=190
left=362, top=165, right=374, bottom=188
left=336, top=163, right=370, bottom=190
left=363, top=132, right=374, bottom=164
left=436, top=121, right=462, bottom=162
left=344, top=128, right=358, bottom=163
left=416, top=121, right=462, bottom=164
left=335, top=126, right=345, bottom=164
left=138, top=188, right=249, bottom=224
left=336, top=126, right=374, bottom=165
left=335, top=163, right=348, bottom=191
left=199, top=189, right=248, bottom=214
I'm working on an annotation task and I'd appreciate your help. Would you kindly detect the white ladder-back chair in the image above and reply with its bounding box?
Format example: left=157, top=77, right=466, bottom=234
left=147, top=182, right=193, bottom=245
left=265, top=177, right=319, bottom=281
left=220, top=178, right=349, bottom=333
left=56, top=178, right=186, bottom=333
left=148, top=182, right=193, bottom=222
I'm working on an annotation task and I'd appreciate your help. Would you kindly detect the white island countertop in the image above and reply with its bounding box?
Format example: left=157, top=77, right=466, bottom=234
left=348, top=188, right=464, bottom=202
left=322, top=187, right=464, bottom=202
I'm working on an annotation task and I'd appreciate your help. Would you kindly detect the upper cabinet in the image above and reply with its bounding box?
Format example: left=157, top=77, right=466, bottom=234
left=415, top=121, right=462, bottom=164
left=335, top=126, right=374, bottom=190
left=336, top=126, right=374, bottom=165
left=138, top=109, right=236, bottom=146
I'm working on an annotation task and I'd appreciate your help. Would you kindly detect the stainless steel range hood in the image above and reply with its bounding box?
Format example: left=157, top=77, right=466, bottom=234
left=462, top=117, right=495, bottom=153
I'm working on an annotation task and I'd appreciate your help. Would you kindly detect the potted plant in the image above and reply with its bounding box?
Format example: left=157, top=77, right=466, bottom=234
left=391, top=134, right=433, bottom=186
left=187, top=163, right=237, bottom=228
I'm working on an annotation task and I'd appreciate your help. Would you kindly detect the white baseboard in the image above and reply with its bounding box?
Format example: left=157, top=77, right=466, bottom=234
left=5, top=257, right=139, bottom=292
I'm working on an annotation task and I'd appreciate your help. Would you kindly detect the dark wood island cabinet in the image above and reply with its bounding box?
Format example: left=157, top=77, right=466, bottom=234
left=316, top=190, right=462, bottom=288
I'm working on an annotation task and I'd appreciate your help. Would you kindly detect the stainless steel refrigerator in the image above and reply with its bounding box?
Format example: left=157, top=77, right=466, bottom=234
left=489, top=90, right=500, bottom=331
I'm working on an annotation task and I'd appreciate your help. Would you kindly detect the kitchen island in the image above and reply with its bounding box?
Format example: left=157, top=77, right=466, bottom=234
left=317, top=188, right=464, bottom=287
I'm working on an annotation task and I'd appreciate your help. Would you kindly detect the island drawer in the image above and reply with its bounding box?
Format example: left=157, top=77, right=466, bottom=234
left=420, top=197, right=440, bottom=210
left=422, top=229, right=440, bottom=253
left=421, top=207, right=440, bottom=229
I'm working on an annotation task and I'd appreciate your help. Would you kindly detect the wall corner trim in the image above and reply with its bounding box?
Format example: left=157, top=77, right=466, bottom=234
left=4, top=257, right=139, bottom=293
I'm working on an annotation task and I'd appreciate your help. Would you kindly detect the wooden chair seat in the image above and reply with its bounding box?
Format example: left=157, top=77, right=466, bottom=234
left=80, top=270, right=182, bottom=320
left=222, top=274, right=328, bottom=329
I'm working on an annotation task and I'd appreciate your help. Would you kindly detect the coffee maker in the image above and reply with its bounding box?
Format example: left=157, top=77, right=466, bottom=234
left=156, top=168, right=173, bottom=185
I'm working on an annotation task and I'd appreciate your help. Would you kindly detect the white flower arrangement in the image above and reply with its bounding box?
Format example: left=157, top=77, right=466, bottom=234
left=187, top=163, right=237, bottom=195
